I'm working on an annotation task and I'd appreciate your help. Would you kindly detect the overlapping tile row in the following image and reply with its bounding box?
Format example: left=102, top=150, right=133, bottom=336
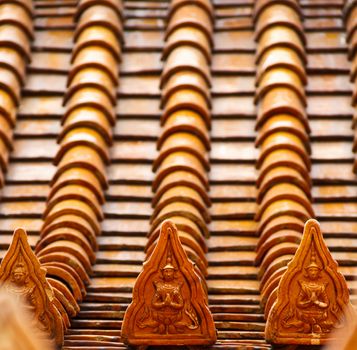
left=34, top=0, right=124, bottom=333
left=344, top=0, right=357, bottom=172
left=253, top=0, right=314, bottom=317
left=146, top=0, right=214, bottom=282
left=0, top=0, right=33, bottom=188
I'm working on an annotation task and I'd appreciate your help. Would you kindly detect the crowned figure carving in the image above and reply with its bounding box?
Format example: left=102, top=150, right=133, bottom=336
left=265, top=219, right=355, bottom=345
left=0, top=228, right=64, bottom=346
left=121, top=220, right=216, bottom=347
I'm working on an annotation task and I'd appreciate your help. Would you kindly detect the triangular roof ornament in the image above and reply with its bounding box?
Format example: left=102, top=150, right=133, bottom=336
left=0, top=228, right=64, bottom=347
left=121, top=220, right=216, bottom=347
left=265, top=219, right=355, bottom=345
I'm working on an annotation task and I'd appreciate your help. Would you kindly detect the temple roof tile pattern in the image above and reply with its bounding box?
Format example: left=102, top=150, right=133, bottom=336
left=0, top=0, right=355, bottom=349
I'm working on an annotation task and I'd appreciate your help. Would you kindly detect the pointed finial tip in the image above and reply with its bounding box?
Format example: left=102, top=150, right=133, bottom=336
left=161, top=220, right=177, bottom=232
left=12, top=227, right=28, bottom=240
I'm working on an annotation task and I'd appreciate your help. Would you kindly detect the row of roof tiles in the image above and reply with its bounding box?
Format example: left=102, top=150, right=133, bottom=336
left=148, top=0, right=213, bottom=286
left=253, top=0, right=313, bottom=320
left=0, top=0, right=33, bottom=188
left=34, top=0, right=124, bottom=345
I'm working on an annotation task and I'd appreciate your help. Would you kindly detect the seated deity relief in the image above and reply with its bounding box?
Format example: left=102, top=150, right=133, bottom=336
left=121, top=220, right=216, bottom=347
left=265, top=219, right=355, bottom=345
left=0, top=228, right=64, bottom=347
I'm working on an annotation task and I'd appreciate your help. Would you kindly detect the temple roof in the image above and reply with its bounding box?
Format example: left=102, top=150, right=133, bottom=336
left=0, top=0, right=356, bottom=349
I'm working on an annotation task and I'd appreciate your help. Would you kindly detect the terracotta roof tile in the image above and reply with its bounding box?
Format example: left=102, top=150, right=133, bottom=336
left=74, top=5, right=124, bottom=42
left=254, top=4, right=305, bottom=44
left=0, top=5, right=33, bottom=40
left=163, top=26, right=212, bottom=62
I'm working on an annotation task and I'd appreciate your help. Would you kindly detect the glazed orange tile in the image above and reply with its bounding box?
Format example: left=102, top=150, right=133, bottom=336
left=255, top=68, right=306, bottom=106
left=73, top=26, right=121, bottom=62
left=64, top=88, right=115, bottom=126
left=49, top=167, right=105, bottom=204
left=256, top=47, right=306, bottom=85
left=151, top=202, right=209, bottom=237
left=0, top=67, right=21, bottom=106
left=169, top=0, right=214, bottom=22
left=257, top=166, right=311, bottom=203
left=258, top=200, right=311, bottom=233
left=0, top=24, right=31, bottom=62
left=38, top=250, right=90, bottom=285
left=75, top=5, right=123, bottom=42
left=257, top=132, right=310, bottom=169
left=259, top=243, right=299, bottom=280
left=163, top=27, right=211, bottom=63
left=257, top=87, right=308, bottom=131
left=257, top=149, right=310, bottom=187
left=161, top=70, right=210, bottom=108
left=0, top=3, right=34, bottom=39
left=162, top=89, right=211, bottom=129
left=152, top=170, right=210, bottom=206
left=43, top=264, right=84, bottom=301
left=42, top=260, right=86, bottom=296
left=48, top=279, right=80, bottom=317
left=256, top=183, right=314, bottom=220
left=258, top=215, right=305, bottom=244
left=65, top=67, right=116, bottom=105
left=158, top=109, right=210, bottom=150
left=256, top=230, right=301, bottom=265
left=0, top=114, right=13, bottom=150
left=46, top=184, right=103, bottom=221
left=255, top=114, right=309, bottom=148
left=70, top=46, right=118, bottom=85
left=37, top=240, right=94, bottom=272
left=166, top=5, right=213, bottom=44
left=253, top=0, right=300, bottom=22
left=76, top=0, right=123, bottom=21
left=256, top=26, right=305, bottom=64
left=152, top=185, right=210, bottom=223
left=0, top=47, right=26, bottom=85
left=161, top=46, right=211, bottom=88
left=41, top=214, right=97, bottom=253
left=255, top=4, right=305, bottom=44
left=36, top=227, right=97, bottom=259
left=43, top=199, right=101, bottom=234
left=154, top=132, right=209, bottom=170
left=56, top=127, right=109, bottom=165
left=154, top=151, right=209, bottom=191
left=54, top=146, right=108, bottom=189
left=60, top=107, right=113, bottom=146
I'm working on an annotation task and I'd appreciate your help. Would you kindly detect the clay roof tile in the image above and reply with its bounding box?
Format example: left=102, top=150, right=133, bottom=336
left=74, top=5, right=123, bottom=43
left=65, top=67, right=116, bottom=106
left=0, top=3, right=33, bottom=40
left=152, top=170, right=211, bottom=207
left=163, top=26, right=211, bottom=63
left=72, top=26, right=121, bottom=63
left=256, top=46, right=306, bottom=85
left=254, top=3, right=305, bottom=44
left=76, top=0, right=124, bottom=21
left=59, top=107, right=113, bottom=146
left=158, top=109, right=210, bottom=151
left=161, top=70, right=211, bottom=108
left=53, top=146, right=108, bottom=189
left=256, top=87, right=309, bottom=132
left=70, top=45, right=118, bottom=85
left=162, top=88, right=211, bottom=129
left=153, top=132, right=209, bottom=171
left=0, top=24, right=31, bottom=62
left=63, top=88, right=115, bottom=126
left=49, top=167, right=105, bottom=205
left=161, top=46, right=211, bottom=88
left=256, top=25, right=306, bottom=64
